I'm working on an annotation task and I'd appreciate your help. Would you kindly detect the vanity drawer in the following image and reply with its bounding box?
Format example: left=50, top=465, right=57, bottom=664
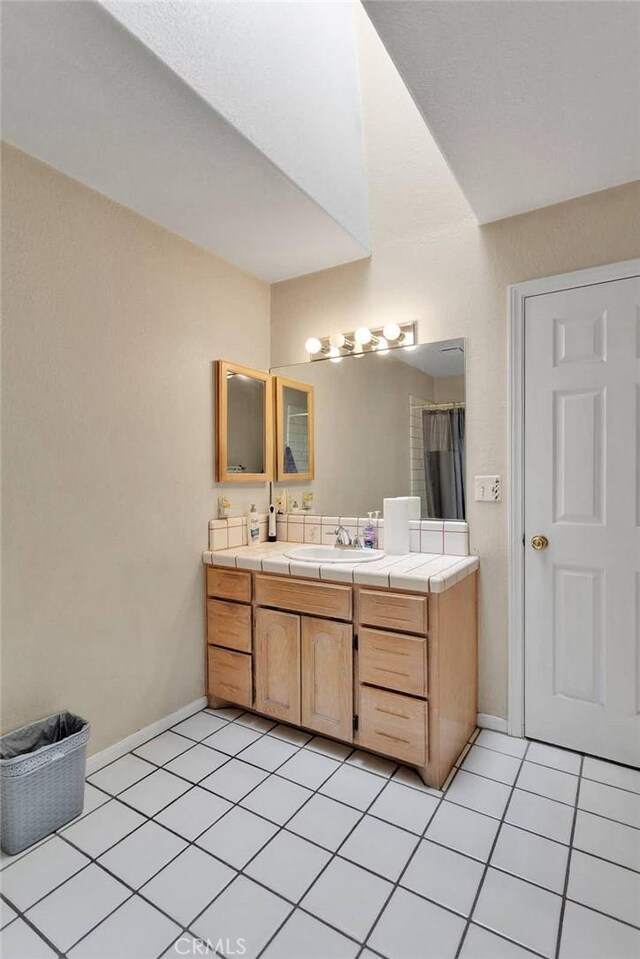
left=207, top=599, right=252, bottom=653
left=206, top=566, right=252, bottom=603
left=208, top=646, right=252, bottom=708
left=359, top=589, right=427, bottom=636
left=359, top=628, right=427, bottom=697
left=359, top=686, right=427, bottom=766
left=255, top=574, right=352, bottom=621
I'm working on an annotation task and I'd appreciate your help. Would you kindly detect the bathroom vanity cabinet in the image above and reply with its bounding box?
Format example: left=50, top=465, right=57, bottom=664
left=204, top=564, right=477, bottom=788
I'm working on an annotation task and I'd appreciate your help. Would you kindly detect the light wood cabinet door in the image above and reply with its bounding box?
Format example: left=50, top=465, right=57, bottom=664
left=301, top=617, right=353, bottom=742
left=275, top=376, right=314, bottom=482
left=215, top=360, right=273, bottom=483
left=254, top=608, right=301, bottom=724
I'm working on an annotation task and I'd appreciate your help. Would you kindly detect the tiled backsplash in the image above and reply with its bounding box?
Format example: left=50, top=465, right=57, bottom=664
left=292, top=515, right=469, bottom=556
left=208, top=515, right=268, bottom=550
left=208, top=513, right=470, bottom=556
left=276, top=514, right=383, bottom=548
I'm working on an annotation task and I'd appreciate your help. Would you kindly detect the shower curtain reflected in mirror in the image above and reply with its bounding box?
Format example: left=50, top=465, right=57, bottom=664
left=422, top=406, right=465, bottom=520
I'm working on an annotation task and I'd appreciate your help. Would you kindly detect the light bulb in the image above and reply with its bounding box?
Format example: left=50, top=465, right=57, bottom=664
left=353, top=343, right=364, bottom=358
left=328, top=346, right=342, bottom=364
left=354, top=327, right=372, bottom=345
left=329, top=332, right=345, bottom=349
left=402, top=330, right=415, bottom=347
left=383, top=322, right=401, bottom=341
left=376, top=337, right=389, bottom=355
left=305, top=337, right=323, bottom=355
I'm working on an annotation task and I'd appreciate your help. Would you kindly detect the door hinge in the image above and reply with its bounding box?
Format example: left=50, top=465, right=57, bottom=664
left=353, top=633, right=358, bottom=651
left=353, top=715, right=359, bottom=732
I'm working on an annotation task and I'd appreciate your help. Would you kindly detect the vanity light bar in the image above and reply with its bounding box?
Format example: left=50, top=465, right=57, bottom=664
left=304, top=321, right=417, bottom=361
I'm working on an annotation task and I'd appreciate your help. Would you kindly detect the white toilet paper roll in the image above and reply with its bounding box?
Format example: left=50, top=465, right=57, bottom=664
left=383, top=496, right=421, bottom=555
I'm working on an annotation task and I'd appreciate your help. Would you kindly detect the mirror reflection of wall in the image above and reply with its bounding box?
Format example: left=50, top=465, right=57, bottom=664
left=227, top=373, right=266, bottom=474
left=271, top=339, right=465, bottom=519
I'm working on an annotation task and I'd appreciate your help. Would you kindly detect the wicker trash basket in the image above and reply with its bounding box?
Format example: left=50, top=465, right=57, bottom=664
left=0, top=711, right=90, bottom=855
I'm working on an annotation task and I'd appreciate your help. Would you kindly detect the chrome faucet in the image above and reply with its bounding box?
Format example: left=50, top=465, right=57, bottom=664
left=326, top=526, right=364, bottom=549
left=332, top=526, right=352, bottom=547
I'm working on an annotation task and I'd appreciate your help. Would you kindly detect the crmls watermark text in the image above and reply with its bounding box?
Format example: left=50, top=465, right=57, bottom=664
left=174, top=937, right=247, bottom=956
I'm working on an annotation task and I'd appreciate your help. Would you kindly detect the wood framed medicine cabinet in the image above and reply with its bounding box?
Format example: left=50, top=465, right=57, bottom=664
left=274, top=376, right=315, bottom=482
left=215, top=360, right=274, bottom=483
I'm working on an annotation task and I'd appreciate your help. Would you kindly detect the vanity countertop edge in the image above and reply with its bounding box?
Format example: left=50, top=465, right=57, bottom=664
left=201, top=542, right=479, bottom=593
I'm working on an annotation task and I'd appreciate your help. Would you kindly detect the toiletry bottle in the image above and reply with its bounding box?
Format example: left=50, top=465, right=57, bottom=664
left=363, top=512, right=377, bottom=549
left=248, top=504, right=259, bottom=547
left=374, top=510, right=382, bottom=548
left=268, top=504, right=277, bottom=542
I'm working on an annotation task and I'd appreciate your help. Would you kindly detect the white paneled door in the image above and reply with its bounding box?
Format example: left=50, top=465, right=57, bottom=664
left=524, top=276, right=640, bottom=765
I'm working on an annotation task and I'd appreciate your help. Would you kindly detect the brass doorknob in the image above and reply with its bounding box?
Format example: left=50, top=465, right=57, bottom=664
left=531, top=535, right=549, bottom=551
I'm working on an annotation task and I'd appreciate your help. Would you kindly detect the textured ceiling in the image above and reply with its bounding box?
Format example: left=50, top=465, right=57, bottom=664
left=2, top=1, right=370, bottom=281
left=364, top=1, right=640, bottom=222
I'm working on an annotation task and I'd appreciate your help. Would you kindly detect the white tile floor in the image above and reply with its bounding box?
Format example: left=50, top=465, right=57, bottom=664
left=1, top=709, right=639, bottom=959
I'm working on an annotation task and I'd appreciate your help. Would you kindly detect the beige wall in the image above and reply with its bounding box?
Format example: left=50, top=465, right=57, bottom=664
left=434, top=376, right=465, bottom=405
left=1, top=144, right=271, bottom=753
left=271, top=10, right=640, bottom=720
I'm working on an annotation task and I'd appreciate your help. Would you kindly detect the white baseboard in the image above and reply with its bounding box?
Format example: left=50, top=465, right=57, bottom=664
left=477, top=713, right=509, bottom=734
left=85, top=701, right=508, bottom=775
left=86, top=697, right=207, bottom=775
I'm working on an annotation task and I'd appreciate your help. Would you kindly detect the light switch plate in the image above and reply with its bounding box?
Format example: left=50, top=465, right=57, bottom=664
left=475, top=475, right=502, bottom=502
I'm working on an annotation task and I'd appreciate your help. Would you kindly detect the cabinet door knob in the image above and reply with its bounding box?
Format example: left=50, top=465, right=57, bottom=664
left=531, top=535, right=549, bottom=551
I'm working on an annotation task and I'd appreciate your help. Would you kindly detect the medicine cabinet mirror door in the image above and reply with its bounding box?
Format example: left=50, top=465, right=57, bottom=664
left=215, top=360, right=273, bottom=483
left=275, top=376, right=315, bottom=482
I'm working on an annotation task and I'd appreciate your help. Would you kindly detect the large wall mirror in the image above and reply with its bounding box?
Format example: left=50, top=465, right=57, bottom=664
left=271, top=338, right=466, bottom=519
left=215, top=360, right=273, bottom=482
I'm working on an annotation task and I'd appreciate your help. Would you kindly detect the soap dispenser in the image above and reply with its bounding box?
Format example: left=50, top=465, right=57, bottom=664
left=363, top=512, right=377, bottom=549
left=248, top=504, right=259, bottom=548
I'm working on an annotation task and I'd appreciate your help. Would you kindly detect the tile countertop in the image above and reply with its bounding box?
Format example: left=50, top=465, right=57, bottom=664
left=201, top=542, right=479, bottom=594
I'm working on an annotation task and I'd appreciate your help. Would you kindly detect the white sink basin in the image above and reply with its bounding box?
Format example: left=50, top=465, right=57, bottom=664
left=283, top=546, right=385, bottom=564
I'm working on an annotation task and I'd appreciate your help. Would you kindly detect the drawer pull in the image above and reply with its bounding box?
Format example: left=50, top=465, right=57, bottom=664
left=373, top=646, right=410, bottom=658
left=377, top=705, right=411, bottom=720
left=374, top=730, right=411, bottom=746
